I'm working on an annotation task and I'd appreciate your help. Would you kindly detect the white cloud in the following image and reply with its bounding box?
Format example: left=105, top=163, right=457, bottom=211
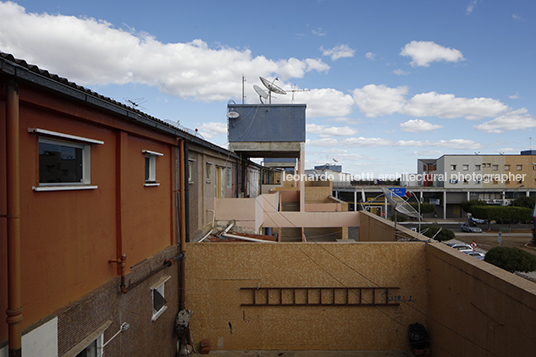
left=365, top=52, right=376, bottom=60
left=321, top=44, right=355, bottom=61
left=402, top=92, right=509, bottom=120
left=512, top=14, right=523, bottom=21
left=352, top=84, right=409, bottom=117
left=197, top=121, right=227, bottom=139
left=300, top=88, right=355, bottom=118
left=328, top=117, right=362, bottom=125
left=306, top=123, right=358, bottom=137
left=466, top=0, right=479, bottom=14
left=312, top=27, right=326, bottom=36
left=393, top=69, right=410, bottom=76
left=0, top=2, right=330, bottom=102
left=308, top=136, right=483, bottom=150
left=400, top=41, right=465, bottom=67
left=509, top=93, right=520, bottom=99
left=352, top=84, right=532, bottom=123
left=399, top=119, right=443, bottom=132
left=475, top=109, right=536, bottom=133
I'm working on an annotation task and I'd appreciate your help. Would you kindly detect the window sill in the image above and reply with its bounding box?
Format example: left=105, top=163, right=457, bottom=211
left=144, top=182, right=160, bottom=187
left=33, top=185, right=98, bottom=192
left=151, top=305, right=168, bottom=322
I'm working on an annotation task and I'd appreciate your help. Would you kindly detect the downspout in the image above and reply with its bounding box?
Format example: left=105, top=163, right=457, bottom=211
left=6, top=79, right=23, bottom=357
left=179, top=140, right=187, bottom=310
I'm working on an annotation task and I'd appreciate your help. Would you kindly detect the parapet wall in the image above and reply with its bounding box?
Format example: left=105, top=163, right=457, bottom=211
left=185, top=242, right=427, bottom=351
left=425, top=243, right=536, bottom=356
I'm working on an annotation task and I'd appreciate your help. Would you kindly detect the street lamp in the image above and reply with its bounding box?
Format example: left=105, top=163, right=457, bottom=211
left=407, top=191, right=422, bottom=233
left=513, top=184, right=525, bottom=201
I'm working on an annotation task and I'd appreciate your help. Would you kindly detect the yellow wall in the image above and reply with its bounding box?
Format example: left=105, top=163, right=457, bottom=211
left=425, top=243, right=536, bottom=356
left=185, top=242, right=427, bottom=351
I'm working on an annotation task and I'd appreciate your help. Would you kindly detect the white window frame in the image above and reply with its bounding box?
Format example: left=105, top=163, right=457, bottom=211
left=188, top=158, right=196, bottom=184
left=143, top=150, right=163, bottom=187
left=151, top=275, right=170, bottom=321
left=34, top=133, right=101, bottom=191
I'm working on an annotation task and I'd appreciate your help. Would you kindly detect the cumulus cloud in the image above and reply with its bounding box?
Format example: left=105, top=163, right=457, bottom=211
left=197, top=121, right=227, bottom=139
left=0, top=2, right=330, bottom=102
left=298, top=88, right=355, bottom=118
left=352, top=84, right=523, bottom=121
left=400, top=41, right=465, bottom=67
left=402, top=92, right=509, bottom=120
left=312, top=27, right=326, bottom=36
left=307, top=123, right=358, bottom=137
left=365, top=52, right=376, bottom=60
left=307, top=136, right=483, bottom=150
left=393, top=69, right=409, bottom=76
left=321, top=44, right=355, bottom=61
left=352, top=84, right=409, bottom=117
left=475, top=109, right=536, bottom=133
left=399, top=119, right=443, bottom=132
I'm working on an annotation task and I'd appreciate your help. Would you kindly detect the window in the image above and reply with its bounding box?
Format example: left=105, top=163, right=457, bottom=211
left=505, top=165, right=510, bottom=171
left=206, top=163, right=212, bottom=182
left=449, top=178, right=458, bottom=184
left=492, top=165, right=498, bottom=171
left=142, top=150, right=163, bottom=186
left=151, top=276, right=170, bottom=321
left=463, top=164, right=469, bottom=171
left=32, top=128, right=104, bottom=191
left=188, top=161, right=193, bottom=183
left=475, top=164, right=481, bottom=171
left=517, top=165, right=523, bottom=171
left=227, top=167, right=232, bottom=188
left=450, top=164, right=457, bottom=171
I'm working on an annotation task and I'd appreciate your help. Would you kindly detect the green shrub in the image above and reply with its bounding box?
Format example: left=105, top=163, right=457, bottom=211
left=461, top=199, right=487, bottom=214
left=421, top=225, right=455, bottom=242
left=512, top=196, right=536, bottom=209
left=484, top=247, right=536, bottom=273
left=409, top=202, right=436, bottom=214
left=390, top=214, right=408, bottom=222
left=532, top=228, right=536, bottom=246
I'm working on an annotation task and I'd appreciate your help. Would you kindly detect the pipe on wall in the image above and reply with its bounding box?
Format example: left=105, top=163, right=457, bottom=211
left=6, top=79, right=23, bottom=357
left=179, top=139, right=187, bottom=310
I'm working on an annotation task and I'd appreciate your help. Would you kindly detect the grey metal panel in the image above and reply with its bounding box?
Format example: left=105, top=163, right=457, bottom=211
left=228, top=104, right=306, bottom=142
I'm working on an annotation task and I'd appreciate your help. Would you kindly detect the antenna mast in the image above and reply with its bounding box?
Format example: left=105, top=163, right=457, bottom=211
left=242, top=75, right=246, bottom=104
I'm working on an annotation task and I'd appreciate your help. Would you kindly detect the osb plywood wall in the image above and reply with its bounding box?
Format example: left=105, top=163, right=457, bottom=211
left=185, top=242, right=427, bottom=351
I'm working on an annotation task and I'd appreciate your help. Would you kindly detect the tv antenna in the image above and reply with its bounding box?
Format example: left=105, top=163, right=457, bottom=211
left=287, top=84, right=310, bottom=103
left=259, top=77, right=286, bottom=104
left=124, top=98, right=147, bottom=109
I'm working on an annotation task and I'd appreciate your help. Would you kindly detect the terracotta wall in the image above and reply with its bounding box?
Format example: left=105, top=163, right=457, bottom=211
left=185, top=242, right=427, bottom=351
left=1, top=81, right=177, bottom=341
left=425, top=243, right=536, bottom=356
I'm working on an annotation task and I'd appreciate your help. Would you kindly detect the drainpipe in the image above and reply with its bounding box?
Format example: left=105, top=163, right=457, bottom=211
left=6, top=79, right=23, bottom=357
left=108, top=254, right=128, bottom=294
left=179, top=140, right=187, bottom=310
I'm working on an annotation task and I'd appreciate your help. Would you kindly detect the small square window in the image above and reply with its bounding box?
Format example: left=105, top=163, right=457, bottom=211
left=517, top=165, right=523, bottom=171
left=151, top=276, right=170, bottom=321
left=463, top=165, right=469, bottom=171
left=39, top=138, right=87, bottom=184
left=492, top=165, right=498, bottom=171
left=450, top=164, right=457, bottom=171
left=505, top=165, right=510, bottom=171
left=143, top=150, right=163, bottom=186
left=475, top=165, right=481, bottom=171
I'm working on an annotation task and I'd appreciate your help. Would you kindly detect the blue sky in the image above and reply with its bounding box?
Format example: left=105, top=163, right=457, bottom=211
left=1, top=0, right=535, bottom=178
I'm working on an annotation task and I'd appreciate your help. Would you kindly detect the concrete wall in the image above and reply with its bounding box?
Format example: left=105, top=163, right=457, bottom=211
left=425, top=243, right=536, bottom=356
left=185, top=242, right=427, bottom=351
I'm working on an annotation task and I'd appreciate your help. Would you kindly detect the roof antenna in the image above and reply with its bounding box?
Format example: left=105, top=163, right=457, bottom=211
left=259, top=77, right=286, bottom=104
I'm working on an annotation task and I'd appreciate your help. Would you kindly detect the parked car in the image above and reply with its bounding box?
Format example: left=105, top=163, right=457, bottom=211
left=446, top=242, right=474, bottom=253
left=463, top=251, right=486, bottom=260
left=461, top=223, right=483, bottom=233
left=470, top=217, right=487, bottom=224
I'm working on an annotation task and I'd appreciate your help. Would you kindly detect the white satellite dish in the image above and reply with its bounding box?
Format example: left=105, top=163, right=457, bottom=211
left=259, top=77, right=287, bottom=103
left=227, top=111, right=240, bottom=119
left=253, top=85, right=269, bottom=103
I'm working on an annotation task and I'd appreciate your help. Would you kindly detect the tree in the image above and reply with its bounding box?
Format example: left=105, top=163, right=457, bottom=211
left=512, top=196, right=536, bottom=209
left=484, top=247, right=536, bottom=273
left=460, top=199, right=487, bottom=214
left=421, top=225, right=455, bottom=242
left=409, top=202, right=435, bottom=214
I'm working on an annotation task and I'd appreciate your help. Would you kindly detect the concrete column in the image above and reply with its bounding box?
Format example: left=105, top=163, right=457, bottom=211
left=299, top=143, right=305, bottom=212
left=467, top=191, right=470, bottom=201
left=354, top=190, right=357, bottom=211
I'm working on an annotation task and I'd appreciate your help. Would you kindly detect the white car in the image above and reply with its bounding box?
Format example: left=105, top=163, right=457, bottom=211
left=461, top=223, right=483, bottom=233
left=446, top=242, right=474, bottom=253
left=464, top=251, right=486, bottom=260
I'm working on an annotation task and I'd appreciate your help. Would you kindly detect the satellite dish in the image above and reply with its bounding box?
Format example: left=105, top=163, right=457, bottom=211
left=253, top=84, right=269, bottom=101
left=260, top=77, right=286, bottom=95
left=227, top=111, right=240, bottom=119
left=259, top=77, right=287, bottom=104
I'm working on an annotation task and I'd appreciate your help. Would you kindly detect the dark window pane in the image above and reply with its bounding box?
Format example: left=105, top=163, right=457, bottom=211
left=145, top=156, right=151, bottom=181
left=153, top=289, right=166, bottom=312
left=39, top=142, right=83, bottom=183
